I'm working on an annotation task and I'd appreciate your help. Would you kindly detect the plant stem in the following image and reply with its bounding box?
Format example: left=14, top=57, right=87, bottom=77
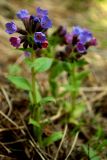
left=70, top=62, right=77, bottom=117
left=31, top=64, right=36, bottom=105
left=31, top=51, right=42, bottom=145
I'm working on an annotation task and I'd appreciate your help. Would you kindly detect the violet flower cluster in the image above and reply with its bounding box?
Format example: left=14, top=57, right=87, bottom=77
left=5, top=7, right=52, bottom=52
left=54, top=26, right=97, bottom=61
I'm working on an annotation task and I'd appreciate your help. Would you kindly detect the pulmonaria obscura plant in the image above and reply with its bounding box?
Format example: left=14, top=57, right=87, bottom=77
left=5, top=7, right=56, bottom=146
left=50, top=25, right=97, bottom=123
left=5, top=6, right=97, bottom=146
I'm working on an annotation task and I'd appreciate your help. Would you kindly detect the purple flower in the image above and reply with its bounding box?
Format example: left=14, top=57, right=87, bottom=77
left=41, top=16, right=52, bottom=29
left=9, top=37, right=21, bottom=48
left=5, top=22, right=17, bottom=34
left=76, top=42, right=86, bottom=53
left=79, top=29, right=92, bottom=44
left=30, top=15, right=40, bottom=22
left=59, top=26, right=67, bottom=36
left=16, top=9, right=30, bottom=19
left=72, top=26, right=83, bottom=36
left=64, top=33, right=73, bottom=44
left=90, top=37, right=97, bottom=46
left=34, top=17, right=40, bottom=23
left=34, top=32, right=46, bottom=43
left=36, top=7, right=48, bottom=18
left=5, top=7, right=52, bottom=51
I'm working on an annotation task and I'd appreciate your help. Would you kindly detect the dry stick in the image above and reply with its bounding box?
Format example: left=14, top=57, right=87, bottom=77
left=2, top=139, right=26, bottom=145
left=54, top=124, right=68, bottom=160
left=0, top=110, right=19, bottom=128
left=19, top=113, right=50, bottom=160
left=90, top=90, right=107, bottom=103
left=26, top=129, right=47, bottom=160
left=42, top=107, right=63, bottom=123
left=15, top=54, right=25, bottom=65
left=0, top=111, right=25, bottom=155
left=64, top=132, right=79, bottom=160
left=1, top=86, right=12, bottom=116
left=0, top=142, right=11, bottom=153
left=0, top=154, right=15, bottom=159
left=81, top=86, right=107, bottom=92
left=80, top=89, right=94, bottom=117
left=0, top=126, right=25, bottom=132
left=0, top=111, right=25, bottom=135
left=50, top=107, right=64, bottom=121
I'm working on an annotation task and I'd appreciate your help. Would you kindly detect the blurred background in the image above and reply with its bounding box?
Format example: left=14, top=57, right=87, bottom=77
left=1, top=0, right=107, bottom=84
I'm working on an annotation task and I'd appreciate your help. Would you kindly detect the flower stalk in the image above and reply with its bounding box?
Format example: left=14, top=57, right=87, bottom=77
left=31, top=52, right=36, bottom=107
left=70, top=62, right=77, bottom=116
left=31, top=51, right=42, bottom=145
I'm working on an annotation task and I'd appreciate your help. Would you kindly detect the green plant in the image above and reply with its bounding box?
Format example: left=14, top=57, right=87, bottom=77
left=5, top=7, right=63, bottom=146
left=49, top=26, right=96, bottom=124
left=5, top=7, right=97, bottom=147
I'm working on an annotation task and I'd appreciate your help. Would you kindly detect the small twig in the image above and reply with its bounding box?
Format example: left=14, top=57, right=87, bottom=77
left=0, top=126, right=25, bottom=132
left=0, top=154, right=15, bottom=159
left=15, top=54, right=25, bottom=65
left=2, top=139, right=26, bottom=145
left=0, top=110, right=25, bottom=135
left=0, top=142, right=11, bottom=153
left=19, top=112, right=49, bottom=160
left=51, top=107, right=63, bottom=121
left=90, top=91, right=107, bottom=103
left=54, top=124, right=68, bottom=160
left=0, top=110, right=19, bottom=128
left=1, top=86, right=13, bottom=116
left=41, top=107, right=64, bottom=123
left=81, top=86, right=107, bottom=92
left=64, top=132, right=79, bottom=160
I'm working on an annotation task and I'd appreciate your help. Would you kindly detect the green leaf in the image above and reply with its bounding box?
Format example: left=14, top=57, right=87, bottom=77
left=50, top=61, right=64, bottom=79
left=62, top=84, right=71, bottom=92
left=40, top=96, right=56, bottom=105
left=49, top=80, right=58, bottom=97
left=96, top=139, right=107, bottom=151
left=31, top=57, right=53, bottom=73
left=63, top=81, right=81, bottom=93
left=29, top=118, right=40, bottom=128
left=83, top=145, right=100, bottom=160
left=24, top=58, right=32, bottom=67
left=7, top=76, right=31, bottom=91
left=75, top=59, right=88, bottom=67
left=43, top=131, right=63, bottom=147
left=72, top=103, right=85, bottom=119
left=76, top=71, right=89, bottom=80
left=62, top=61, right=71, bottom=72
left=50, top=61, right=72, bottom=79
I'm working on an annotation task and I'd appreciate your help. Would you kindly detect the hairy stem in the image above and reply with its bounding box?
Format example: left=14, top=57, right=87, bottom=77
left=70, top=62, right=77, bottom=117
left=31, top=51, right=42, bottom=145
left=31, top=65, right=36, bottom=105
